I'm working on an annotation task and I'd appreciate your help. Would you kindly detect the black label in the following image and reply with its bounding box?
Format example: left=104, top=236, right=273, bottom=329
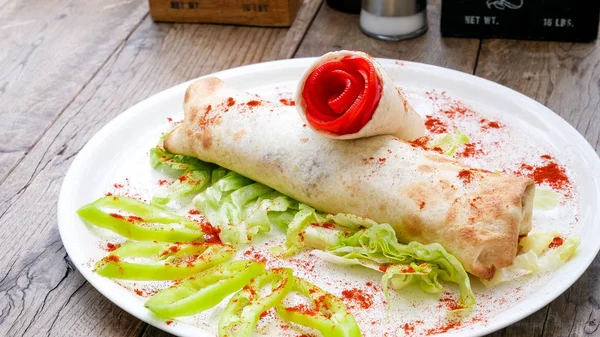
left=441, top=0, right=599, bottom=42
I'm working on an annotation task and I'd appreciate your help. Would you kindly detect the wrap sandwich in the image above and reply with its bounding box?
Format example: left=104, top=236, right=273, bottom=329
left=164, top=77, right=535, bottom=280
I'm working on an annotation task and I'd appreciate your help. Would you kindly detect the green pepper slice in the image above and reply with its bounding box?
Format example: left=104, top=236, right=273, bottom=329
left=151, top=170, right=211, bottom=207
left=94, top=241, right=234, bottom=280
left=145, top=260, right=265, bottom=317
left=77, top=196, right=211, bottom=242
left=218, top=268, right=294, bottom=337
left=276, top=277, right=362, bottom=337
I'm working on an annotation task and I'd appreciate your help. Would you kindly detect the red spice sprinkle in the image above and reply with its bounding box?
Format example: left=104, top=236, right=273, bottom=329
left=549, top=237, right=564, bottom=249
left=488, top=121, right=501, bottom=128
left=341, top=288, right=373, bottom=309
left=441, top=100, right=473, bottom=118
left=408, top=136, right=443, bottom=154
left=458, top=169, right=473, bottom=184
left=424, top=115, right=448, bottom=134
left=518, top=158, right=570, bottom=191
left=366, top=282, right=373, bottom=287
left=134, top=289, right=143, bottom=296
left=227, top=97, right=235, bottom=106
left=106, top=243, right=121, bottom=252
left=158, top=179, right=168, bottom=186
left=402, top=266, right=416, bottom=273
left=457, top=142, right=483, bottom=158
left=178, top=175, right=188, bottom=182
left=532, top=162, right=570, bottom=190
left=302, top=124, right=307, bottom=127
left=279, top=98, right=295, bottom=106
left=480, top=118, right=502, bottom=130
left=200, top=222, right=222, bottom=244
left=104, top=255, right=120, bottom=263
left=438, top=291, right=464, bottom=311
left=312, top=222, right=335, bottom=229
left=188, top=209, right=201, bottom=215
left=167, top=117, right=173, bottom=122
left=379, top=265, right=389, bottom=272
left=105, top=192, right=113, bottom=196
left=165, top=320, right=173, bottom=326
left=541, top=154, right=552, bottom=160
left=243, top=247, right=267, bottom=264
left=246, top=100, right=261, bottom=107
left=378, top=157, right=386, bottom=162
left=113, top=183, right=124, bottom=188
left=402, top=323, right=415, bottom=333
left=161, top=245, right=181, bottom=256
left=128, top=215, right=143, bottom=221
left=425, top=320, right=462, bottom=335
left=419, top=201, right=426, bottom=210
left=259, top=309, right=270, bottom=319
left=109, top=213, right=126, bottom=220
left=287, top=304, right=316, bottom=316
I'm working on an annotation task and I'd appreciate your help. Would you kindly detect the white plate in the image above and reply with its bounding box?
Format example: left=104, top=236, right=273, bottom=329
left=58, top=58, right=600, bottom=337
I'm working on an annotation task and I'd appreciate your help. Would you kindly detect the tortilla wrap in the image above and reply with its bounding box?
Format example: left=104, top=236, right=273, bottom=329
left=164, top=77, right=535, bottom=280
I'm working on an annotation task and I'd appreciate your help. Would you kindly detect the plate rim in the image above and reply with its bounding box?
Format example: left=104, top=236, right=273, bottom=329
left=57, top=56, right=600, bottom=337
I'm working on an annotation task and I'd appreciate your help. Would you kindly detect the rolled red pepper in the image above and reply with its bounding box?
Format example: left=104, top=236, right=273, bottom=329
left=302, top=56, right=382, bottom=136
left=296, top=50, right=424, bottom=140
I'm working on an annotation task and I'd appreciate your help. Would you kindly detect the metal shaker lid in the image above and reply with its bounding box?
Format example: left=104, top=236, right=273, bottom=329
left=362, top=0, right=427, bottom=17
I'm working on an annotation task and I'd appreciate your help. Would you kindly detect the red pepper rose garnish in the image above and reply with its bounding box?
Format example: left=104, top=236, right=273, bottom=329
left=302, top=56, right=382, bottom=136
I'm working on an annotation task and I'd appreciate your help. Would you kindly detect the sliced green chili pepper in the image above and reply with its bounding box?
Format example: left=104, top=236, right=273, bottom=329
left=151, top=170, right=211, bottom=207
left=218, top=268, right=294, bottom=337
left=77, top=196, right=210, bottom=242
left=94, top=241, right=235, bottom=280
left=145, top=260, right=265, bottom=317
left=276, top=277, right=361, bottom=337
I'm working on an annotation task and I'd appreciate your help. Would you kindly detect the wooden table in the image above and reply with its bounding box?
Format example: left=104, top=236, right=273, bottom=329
left=0, top=0, right=598, bottom=336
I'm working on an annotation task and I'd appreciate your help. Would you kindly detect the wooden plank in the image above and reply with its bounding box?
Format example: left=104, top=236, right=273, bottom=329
left=295, top=0, right=480, bottom=73
left=0, top=1, right=322, bottom=336
left=476, top=40, right=600, bottom=337
left=0, top=0, right=148, bottom=185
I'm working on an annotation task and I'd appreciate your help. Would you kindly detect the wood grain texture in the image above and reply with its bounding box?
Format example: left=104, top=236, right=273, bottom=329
left=0, top=0, right=148, bottom=185
left=149, top=0, right=301, bottom=27
left=476, top=40, right=600, bottom=337
left=295, top=0, right=480, bottom=73
left=0, top=1, right=321, bottom=336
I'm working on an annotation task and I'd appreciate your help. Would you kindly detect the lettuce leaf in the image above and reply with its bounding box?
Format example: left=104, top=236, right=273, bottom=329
left=533, top=188, right=562, bottom=210
left=193, top=171, right=303, bottom=245
left=482, top=233, right=580, bottom=287
left=149, top=134, right=217, bottom=207
left=433, top=131, right=470, bottom=156
left=308, top=223, right=475, bottom=309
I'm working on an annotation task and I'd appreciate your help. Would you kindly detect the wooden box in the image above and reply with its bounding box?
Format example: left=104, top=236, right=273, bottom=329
left=149, top=0, right=302, bottom=27
left=441, top=0, right=599, bottom=42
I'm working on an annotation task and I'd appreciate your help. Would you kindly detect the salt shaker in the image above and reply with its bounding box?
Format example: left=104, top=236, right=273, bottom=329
left=360, top=0, right=428, bottom=41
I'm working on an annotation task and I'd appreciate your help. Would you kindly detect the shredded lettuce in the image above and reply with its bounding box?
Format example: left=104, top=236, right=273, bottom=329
left=482, top=233, right=579, bottom=287
left=533, top=188, right=562, bottom=210
left=433, top=130, right=470, bottom=156
left=193, top=172, right=302, bottom=245
left=150, top=142, right=214, bottom=177
left=149, top=134, right=217, bottom=207
left=306, top=223, right=475, bottom=308
left=187, top=169, right=475, bottom=307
